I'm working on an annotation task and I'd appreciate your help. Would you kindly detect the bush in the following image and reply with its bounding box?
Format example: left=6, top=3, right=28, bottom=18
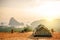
left=0, top=25, right=33, bottom=32
left=23, top=26, right=32, bottom=32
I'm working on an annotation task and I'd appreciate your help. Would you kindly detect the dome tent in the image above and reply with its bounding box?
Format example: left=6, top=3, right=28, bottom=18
left=33, top=24, right=52, bottom=37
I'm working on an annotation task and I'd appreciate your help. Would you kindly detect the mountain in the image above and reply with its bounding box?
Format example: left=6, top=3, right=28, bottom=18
left=9, top=17, right=24, bottom=27
left=31, top=19, right=47, bottom=29
left=31, top=19, right=60, bottom=32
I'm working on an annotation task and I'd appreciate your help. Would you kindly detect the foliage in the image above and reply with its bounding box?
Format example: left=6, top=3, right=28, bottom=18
left=23, top=25, right=32, bottom=32
left=0, top=25, right=33, bottom=32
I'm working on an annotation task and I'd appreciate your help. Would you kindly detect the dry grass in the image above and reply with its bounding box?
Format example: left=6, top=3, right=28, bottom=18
left=0, top=32, right=60, bottom=40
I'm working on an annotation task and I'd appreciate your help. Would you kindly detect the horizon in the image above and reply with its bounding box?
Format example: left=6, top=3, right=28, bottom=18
left=0, top=18, right=60, bottom=32
left=0, top=17, right=60, bottom=24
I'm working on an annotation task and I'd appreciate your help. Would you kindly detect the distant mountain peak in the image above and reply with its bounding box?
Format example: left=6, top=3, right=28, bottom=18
left=9, top=17, right=24, bottom=26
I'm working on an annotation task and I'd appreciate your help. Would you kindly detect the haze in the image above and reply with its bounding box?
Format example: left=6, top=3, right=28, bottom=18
left=0, top=0, right=60, bottom=24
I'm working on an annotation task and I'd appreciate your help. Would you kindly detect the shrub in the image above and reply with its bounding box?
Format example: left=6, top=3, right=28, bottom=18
left=23, top=26, right=32, bottom=32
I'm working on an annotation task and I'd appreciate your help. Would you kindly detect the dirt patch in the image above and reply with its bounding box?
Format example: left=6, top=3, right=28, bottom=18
left=0, top=32, right=60, bottom=40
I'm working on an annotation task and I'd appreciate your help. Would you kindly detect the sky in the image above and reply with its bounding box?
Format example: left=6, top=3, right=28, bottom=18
left=0, top=0, right=60, bottom=24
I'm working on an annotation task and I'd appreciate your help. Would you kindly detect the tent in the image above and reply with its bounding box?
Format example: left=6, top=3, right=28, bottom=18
left=33, top=24, right=52, bottom=37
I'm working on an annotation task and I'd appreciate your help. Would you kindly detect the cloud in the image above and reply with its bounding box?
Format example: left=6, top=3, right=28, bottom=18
left=0, top=0, right=41, bottom=8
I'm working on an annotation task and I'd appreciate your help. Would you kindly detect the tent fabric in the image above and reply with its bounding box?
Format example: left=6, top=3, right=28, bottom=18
left=33, top=24, right=52, bottom=37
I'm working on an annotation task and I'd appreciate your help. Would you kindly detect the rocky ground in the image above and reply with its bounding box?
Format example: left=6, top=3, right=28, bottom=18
left=0, top=32, right=60, bottom=40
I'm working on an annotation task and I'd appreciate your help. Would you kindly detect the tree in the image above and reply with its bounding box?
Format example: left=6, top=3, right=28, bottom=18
left=23, top=24, right=32, bottom=32
left=11, top=29, right=14, bottom=33
left=51, top=28, right=54, bottom=33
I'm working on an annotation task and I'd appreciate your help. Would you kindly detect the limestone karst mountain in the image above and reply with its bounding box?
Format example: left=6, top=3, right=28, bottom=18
left=31, top=19, right=60, bottom=32
left=9, top=17, right=24, bottom=27
left=31, top=19, right=46, bottom=28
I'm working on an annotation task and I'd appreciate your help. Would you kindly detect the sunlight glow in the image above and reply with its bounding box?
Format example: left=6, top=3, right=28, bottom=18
left=44, top=13, right=54, bottom=22
left=46, top=18, right=53, bottom=22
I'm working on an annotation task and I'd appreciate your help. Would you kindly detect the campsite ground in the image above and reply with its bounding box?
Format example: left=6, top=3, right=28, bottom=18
left=0, top=32, right=60, bottom=40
